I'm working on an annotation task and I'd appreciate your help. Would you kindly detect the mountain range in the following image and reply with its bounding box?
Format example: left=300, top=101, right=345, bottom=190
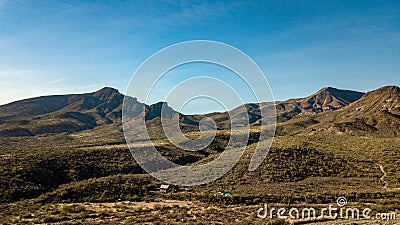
left=0, top=85, right=399, bottom=137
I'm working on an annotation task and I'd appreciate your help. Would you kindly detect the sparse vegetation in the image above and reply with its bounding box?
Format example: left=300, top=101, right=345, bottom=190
left=0, top=86, right=400, bottom=224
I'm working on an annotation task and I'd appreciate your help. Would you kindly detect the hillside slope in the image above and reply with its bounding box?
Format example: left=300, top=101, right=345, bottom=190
left=279, top=86, right=400, bottom=136
left=0, top=88, right=127, bottom=136
left=220, top=87, right=365, bottom=127
left=0, top=87, right=201, bottom=137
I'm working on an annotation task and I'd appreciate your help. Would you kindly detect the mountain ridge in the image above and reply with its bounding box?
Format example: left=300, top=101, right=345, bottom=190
left=0, top=85, right=398, bottom=137
left=277, top=85, right=400, bottom=136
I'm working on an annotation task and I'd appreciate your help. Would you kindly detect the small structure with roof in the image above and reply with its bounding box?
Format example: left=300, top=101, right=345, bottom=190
left=159, top=184, right=171, bottom=193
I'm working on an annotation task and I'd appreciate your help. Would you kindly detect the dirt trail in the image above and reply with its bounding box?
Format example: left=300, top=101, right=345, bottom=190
left=376, top=163, right=400, bottom=192
left=377, top=163, right=389, bottom=189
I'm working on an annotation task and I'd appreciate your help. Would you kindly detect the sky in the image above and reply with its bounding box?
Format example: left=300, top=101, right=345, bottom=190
left=0, top=0, right=399, bottom=114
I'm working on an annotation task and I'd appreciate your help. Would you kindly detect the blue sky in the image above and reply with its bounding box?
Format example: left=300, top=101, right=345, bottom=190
left=0, top=0, right=399, bottom=113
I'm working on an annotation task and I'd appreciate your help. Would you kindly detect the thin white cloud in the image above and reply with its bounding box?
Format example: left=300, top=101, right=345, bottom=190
left=0, top=69, right=43, bottom=78
left=44, top=78, right=66, bottom=85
